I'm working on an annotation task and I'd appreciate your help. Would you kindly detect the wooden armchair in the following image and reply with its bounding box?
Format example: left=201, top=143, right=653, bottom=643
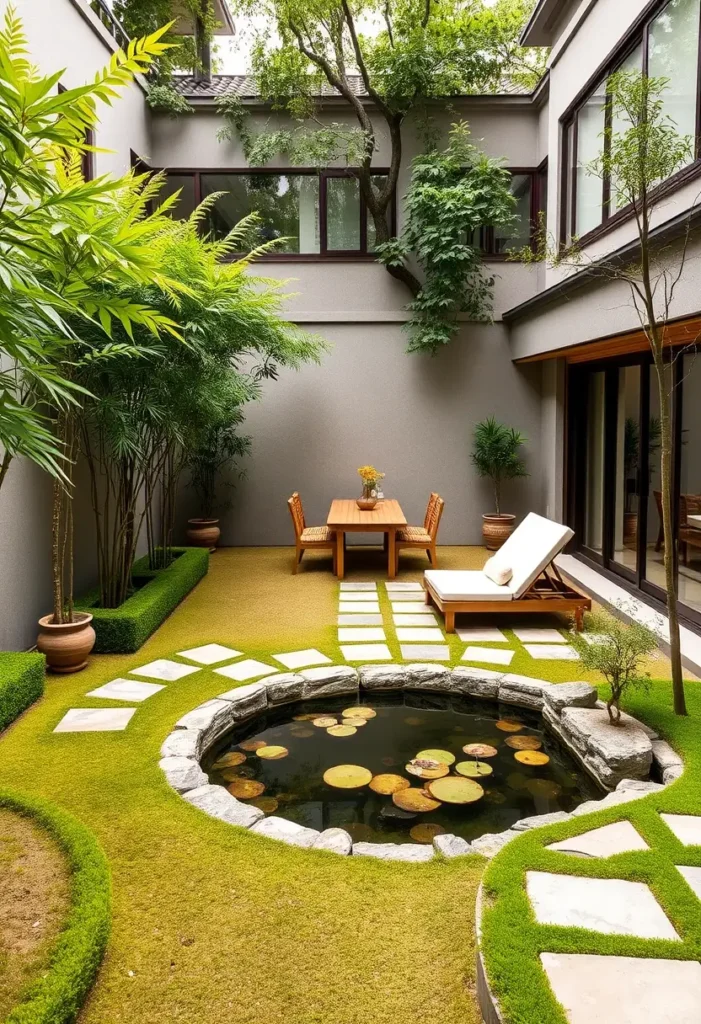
left=394, top=492, right=444, bottom=573
left=288, top=492, right=336, bottom=574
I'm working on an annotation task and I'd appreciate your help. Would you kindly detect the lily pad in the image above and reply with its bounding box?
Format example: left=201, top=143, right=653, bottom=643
left=323, top=764, right=373, bottom=789
left=505, top=735, right=543, bottom=751
left=484, top=790, right=507, bottom=805
left=405, top=759, right=450, bottom=780
left=506, top=772, right=529, bottom=791
left=426, top=776, right=484, bottom=805
left=256, top=745, right=289, bottom=760
left=416, top=749, right=456, bottom=766
left=227, top=779, right=266, bottom=799
left=313, top=716, right=338, bottom=728
left=369, top=774, right=411, bottom=795
left=341, top=707, right=376, bottom=719
left=220, top=766, right=256, bottom=782
left=212, top=751, right=247, bottom=769
left=250, top=796, right=279, bottom=814
left=455, top=760, right=493, bottom=778
left=327, top=725, right=357, bottom=737
left=514, top=750, right=550, bottom=766
left=392, top=788, right=442, bottom=813
left=239, top=738, right=268, bottom=752
left=462, top=743, right=498, bottom=758
left=293, top=713, right=320, bottom=722
left=495, top=719, right=524, bottom=733
left=409, top=823, right=446, bottom=844
left=342, top=718, right=367, bottom=728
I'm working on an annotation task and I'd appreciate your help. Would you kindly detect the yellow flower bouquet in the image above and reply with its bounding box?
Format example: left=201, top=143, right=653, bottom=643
left=357, top=465, right=385, bottom=485
left=357, top=466, right=385, bottom=509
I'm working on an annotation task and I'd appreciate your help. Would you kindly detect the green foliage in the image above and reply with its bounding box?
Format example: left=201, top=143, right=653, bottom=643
left=570, top=608, right=659, bottom=725
left=187, top=424, right=252, bottom=519
left=379, top=122, right=517, bottom=353
left=147, top=82, right=194, bottom=116
left=0, top=789, right=110, bottom=1024
left=76, top=548, right=209, bottom=653
left=0, top=653, right=45, bottom=732
left=471, top=416, right=528, bottom=514
left=115, top=0, right=217, bottom=82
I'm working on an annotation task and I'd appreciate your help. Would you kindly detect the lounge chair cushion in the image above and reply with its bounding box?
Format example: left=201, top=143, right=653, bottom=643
left=499, top=513, right=574, bottom=599
left=424, top=570, right=512, bottom=602
left=483, top=557, right=513, bottom=586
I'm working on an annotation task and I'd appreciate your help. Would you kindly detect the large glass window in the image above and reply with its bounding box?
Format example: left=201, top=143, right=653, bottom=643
left=584, top=371, right=606, bottom=555
left=159, top=174, right=197, bottom=221
left=493, top=173, right=534, bottom=253
left=326, top=175, right=360, bottom=250
left=575, top=83, right=607, bottom=237
left=649, top=0, right=700, bottom=144
left=679, top=352, right=701, bottom=615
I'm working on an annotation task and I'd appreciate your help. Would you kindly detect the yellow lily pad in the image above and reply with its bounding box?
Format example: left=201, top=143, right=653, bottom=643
left=239, top=738, right=268, bottom=752
left=342, top=717, right=367, bottom=728
left=495, top=719, right=524, bottom=733
left=392, top=788, right=442, bottom=813
left=289, top=725, right=314, bottom=738
left=327, top=725, right=357, bottom=737
left=425, top=776, right=484, bottom=804
left=256, top=745, right=289, bottom=760
left=341, top=707, right=376, bottom=719
left=409, top=823, right=446, bottom=844
left=323, top=764, right=373, bottom=789
left=526, top=778, right=562, bottom=799
left=416, top=749, right=456, bottom=766
left=514, top=750, right=550, bottom=766
left=462, top=743, right=498, bottom=758
left=455, top=760, right=493, bottom=778
left=505, top=735, right=543, bottom=751
left=211, top=751, right=247, bottom=769
left=405, top=759, right=450, bottom=780
left=369, top=774, right=411, bottom=795
left=249, top=796, right=279, bottom=814
left=227, top=779, right=266, bottom=799
left=313, top=716, right=338, bottom=728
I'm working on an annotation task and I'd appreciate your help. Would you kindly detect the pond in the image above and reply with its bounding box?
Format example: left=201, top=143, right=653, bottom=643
left=204, top=691, right=603, bottom=845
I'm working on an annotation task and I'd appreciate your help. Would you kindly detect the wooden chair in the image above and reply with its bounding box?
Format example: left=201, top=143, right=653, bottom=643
left=394, top=492, right=444, bottom=573
left=654, top=491, right=701, bottom=563
left=287, top=492, right=336, bottom=574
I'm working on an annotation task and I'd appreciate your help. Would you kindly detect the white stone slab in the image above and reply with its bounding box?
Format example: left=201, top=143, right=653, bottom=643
left=339, top=602, right=381, bottom=614
left=338, top=614, right=383, bottom=626
left=130, top=659, right=200, bottom=681
left=340, top=582, right=377, bottom=591
left=214, top=659, right=278, bottom=682
left=400, top=644, right=450, bottom=661
left=547, top=821, right=649, bottom=859
left=391, top=601, right=430, bottom=614
left=338, top=627, right=386, bottom=642
left=661, top=813, right=701, bottom=846
left=396, top=627, right=445, bottom=642
left=272, top=649, right=331, bottom=670
left=337, top=591, right=380, bottom=602
left=524, top=644, right=580, bottom=661
left=385, top=582, right=423, bottom=591
left=462, top=646, right=515, bottom=666
left=514, top=628, right=567, bottom=643
left=541, top=953, right=701, bottom=1024
left=393, top=614, right=438, bottom=626
left=54, top=707, right=136, bottom=733
left=341, top=643, right=392, bottom=661
left=86, top=679, right=164, bottom=702
left=389, top=591, right=428, bottom=601
left=677, top=865, right=701, bottom=902
left=456, top=627, right=508, bottom=642
left=527, top=872, right=680, bottom=940
left=580, top=634, right=608, bottom=645
left=177, top=643, right=243, bottom=665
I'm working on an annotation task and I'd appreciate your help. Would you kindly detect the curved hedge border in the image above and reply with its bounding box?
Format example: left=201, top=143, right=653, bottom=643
left=0, top=653, right=45, bottom=732
left=76, top=547, right=209, bottom=654
left=0, top=790, right=111, bottom=1024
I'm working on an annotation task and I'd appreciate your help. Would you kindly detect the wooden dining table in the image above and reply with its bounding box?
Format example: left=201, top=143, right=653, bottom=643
left=327, top=498, right=407, bottom=579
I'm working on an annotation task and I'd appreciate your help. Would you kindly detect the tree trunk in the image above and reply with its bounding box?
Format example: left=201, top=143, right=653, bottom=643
left=368, top=206, right=422, bottom=295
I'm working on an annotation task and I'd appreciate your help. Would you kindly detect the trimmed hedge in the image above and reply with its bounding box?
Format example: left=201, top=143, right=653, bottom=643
left=0, top=652, right=45, bottom=732
left=0, top=789, right=111, bottom=1024
left=76, top=547, right=209, bottom=654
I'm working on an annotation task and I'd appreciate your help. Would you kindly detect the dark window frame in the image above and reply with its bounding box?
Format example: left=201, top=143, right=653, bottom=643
left=479, top=166, right=545, bottom=259
left=560, top=0, right=701, bottom=247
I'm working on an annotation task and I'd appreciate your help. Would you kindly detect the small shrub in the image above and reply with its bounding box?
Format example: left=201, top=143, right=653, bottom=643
left=0, top=652, right=45, bottom=731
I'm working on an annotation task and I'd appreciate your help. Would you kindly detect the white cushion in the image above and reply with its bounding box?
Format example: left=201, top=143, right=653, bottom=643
left=424, top=570, right=512, bottom=602
left=500, top=513, right=574, bottom=599
left=483, top=557, right=513, bottom=586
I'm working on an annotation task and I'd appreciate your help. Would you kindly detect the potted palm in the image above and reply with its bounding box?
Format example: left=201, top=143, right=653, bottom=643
left=186, top=425, right=251, bottom=551
left=471, top=417, right=529, bottom=550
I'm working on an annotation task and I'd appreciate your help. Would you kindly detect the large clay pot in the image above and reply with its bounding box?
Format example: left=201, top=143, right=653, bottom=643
left=482, top=513, right=516, bottom=551
left=623, top=511, right=638, bottom=549
left=186, top=517, right=221, bottom=552
left=37, top=612, right=96, bottom=674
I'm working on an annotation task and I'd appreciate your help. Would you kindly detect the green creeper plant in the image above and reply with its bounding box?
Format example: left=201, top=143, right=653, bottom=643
left=471, top=416, right=528, bottom=515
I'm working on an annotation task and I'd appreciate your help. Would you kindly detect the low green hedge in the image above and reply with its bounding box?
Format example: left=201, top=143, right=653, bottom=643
left=0, top=652, right=45, bottom=732
left=0, top=790, right=111, bottom=1024
left=76, top=547, right=209, bottom=654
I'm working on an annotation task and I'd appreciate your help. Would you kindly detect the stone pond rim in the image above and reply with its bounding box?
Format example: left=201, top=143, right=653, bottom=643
left=159, top=663, right=683, bottom=859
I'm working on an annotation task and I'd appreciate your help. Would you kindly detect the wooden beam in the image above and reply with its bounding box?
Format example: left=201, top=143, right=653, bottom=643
left=515, top=313, right=701, bottom=364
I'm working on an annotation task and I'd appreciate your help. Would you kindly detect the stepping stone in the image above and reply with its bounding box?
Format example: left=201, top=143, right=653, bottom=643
left=540, top=953, right=701, bottom=1024
left=391, top=601, right=430, bottom=614
left=86, top=679, right=164, bottom=702
left=338, top=627, right=386, bottom=642
left=456, top=627, right=508, bottom=642
left=396, top=627, right=445, bottom=642
left=273, top=649, right=331, bottom=670
left=214, top=659, right=278, bottom=682
left=177, top=643, right=242, bottom=665
left=340, top=643, right=392, bottom=661
left=526, top=871, right=680, bottom=939
left=400, top=644, right=450, bottom=661
left=389, top=591, right=427, bottom=602
left=338, top=614, right=383, bottom=626
left=393, top=614, right=438, bottom=626
left=676, top=865, right=701, bottom=901
left=337, top=591, right=379, bottom=602
left=661, top=813, right=701, bottom=846
left=580, top=633, right=608, bottom=645
left=514, top=628, right=567, bottom=643
left=462, top=646, right=514, bottom=666
left=524, top=644, right=579, bottom=661
left=339, top=602, right=381, bottom=614
left=547, top=821, right=649, bottom=858
left=54, top=708, right=136, bottom=733
left=340, top=582, right=377, bottom=591
left=130, top=659, right=200, bottom=682
left=386, top=582, right=423, bottom=592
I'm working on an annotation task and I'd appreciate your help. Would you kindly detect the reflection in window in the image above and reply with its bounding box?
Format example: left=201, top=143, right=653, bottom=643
left=494, top=174, right=533, bottom=253
left=679, top=353, right=701, bottom=614
left=326, top=176, right=361, bottom=250
left=159, top=174, right=197, bottom=220
left=609, top=44, right=644, bottom=215
left=200, top=174, right=321, bottom=253
left=575, top=82, right=607, bottom=236
left=649, top=0, right=700, bottom=147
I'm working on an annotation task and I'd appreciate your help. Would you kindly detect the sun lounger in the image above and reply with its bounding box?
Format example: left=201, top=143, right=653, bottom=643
left=423, top=513, right=591, bottom=633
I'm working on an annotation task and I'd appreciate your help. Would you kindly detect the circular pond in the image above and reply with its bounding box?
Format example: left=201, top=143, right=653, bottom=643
left=204, top=691, right=602, bottom=844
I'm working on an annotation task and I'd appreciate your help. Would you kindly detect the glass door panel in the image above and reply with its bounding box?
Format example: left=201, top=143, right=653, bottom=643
left=644, top=363, right=668, bottom=592
left=584, top=371, right=606, bottom=555
left=679, top=352, right=701, bottom=615
left=612, top=365, right=641, bottom=573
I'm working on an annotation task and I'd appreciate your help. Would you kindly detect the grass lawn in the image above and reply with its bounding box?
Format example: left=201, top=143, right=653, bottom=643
left=0, top=546, right=695, bottom=1024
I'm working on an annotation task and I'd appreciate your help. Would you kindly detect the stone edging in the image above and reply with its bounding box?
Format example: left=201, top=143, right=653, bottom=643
left=159, top=664, right=683, bottom=860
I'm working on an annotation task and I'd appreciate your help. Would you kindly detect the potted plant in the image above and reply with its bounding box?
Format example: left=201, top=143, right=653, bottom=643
left=357, top=465, right=385, bottom=510
left=186, top=425, right=251, bottom=551
left=471, top=417, right=528, bottom=549
left=623, top=417, right=640, bottom=548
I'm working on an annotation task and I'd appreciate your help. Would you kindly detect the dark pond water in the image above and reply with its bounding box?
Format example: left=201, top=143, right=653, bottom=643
left=205, top=691, right=603, bottom=844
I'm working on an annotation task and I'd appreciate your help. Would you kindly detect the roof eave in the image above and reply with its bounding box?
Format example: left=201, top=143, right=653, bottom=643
left=520, top=0, right=565, bottom=47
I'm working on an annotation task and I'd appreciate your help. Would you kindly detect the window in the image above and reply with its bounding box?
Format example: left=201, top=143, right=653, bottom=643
left=561, top=0, right=701, bottom=242
left=478, top=169, right=544, bottom=257
left=158, top=169, right=391, bottom=257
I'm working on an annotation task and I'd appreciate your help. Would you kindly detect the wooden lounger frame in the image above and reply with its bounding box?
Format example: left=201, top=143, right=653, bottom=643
left=424, top=562, right=592, bottom=633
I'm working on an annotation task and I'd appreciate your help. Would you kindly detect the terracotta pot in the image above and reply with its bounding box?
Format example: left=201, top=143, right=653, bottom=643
left=186, top=518, right=221, bottom=552
left=37, top=612, right=96, bottom=674
left=482, top=513, right=516, bottom=551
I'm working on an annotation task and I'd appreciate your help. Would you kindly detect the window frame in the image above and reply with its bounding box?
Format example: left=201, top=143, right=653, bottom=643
left=154, top=166, right=395, bottom=260
left=478, top=166, right=545, bottom=259
left=559, top=0, right=701, bottom=247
